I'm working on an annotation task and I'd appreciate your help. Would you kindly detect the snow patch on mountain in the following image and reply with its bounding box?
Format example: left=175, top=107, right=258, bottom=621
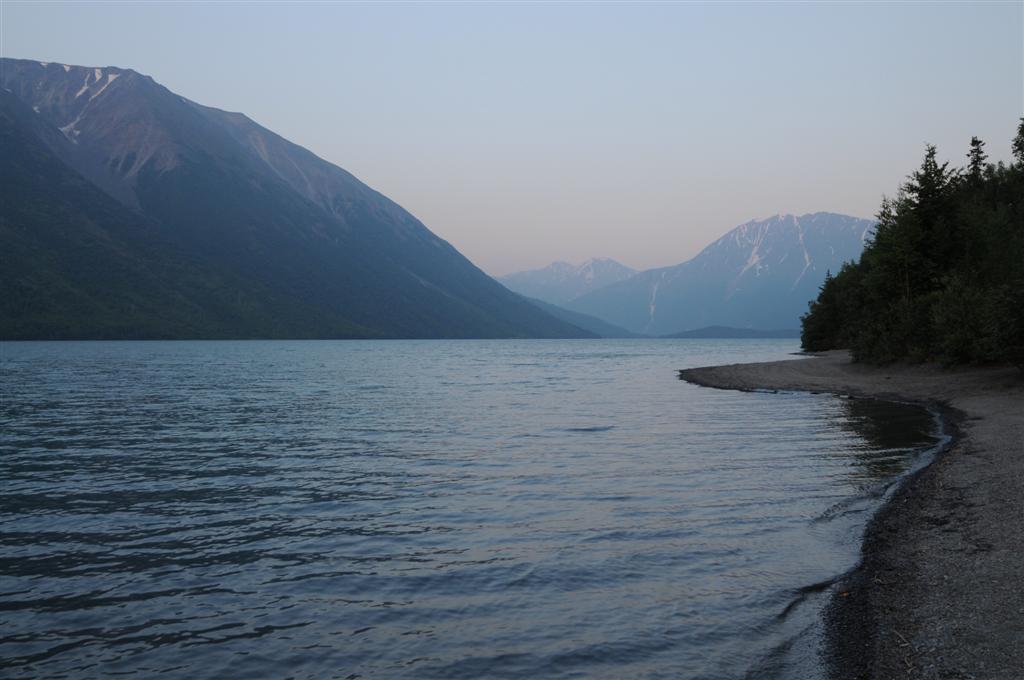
left=566, top=212, right=876, bottom=335
left=59, top=114, right=83, bottom=142
left=89, top=73, right=119, bottom=101
left=649, top=279, right=660, bottom=321
left=499, top=257, right=637, bottom=305
left=792, top=215, right=814, bottom=289
left=74, top=73, right=91, bottom=99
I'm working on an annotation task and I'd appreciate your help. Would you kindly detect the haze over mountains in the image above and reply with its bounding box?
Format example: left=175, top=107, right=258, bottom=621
left=2, top=60, right=877, bottom=341
left=0, top=59, right=591, bottom=339
left=498, top=258, right=636, bottom=306
left=561, top=213, right=874, bottom=336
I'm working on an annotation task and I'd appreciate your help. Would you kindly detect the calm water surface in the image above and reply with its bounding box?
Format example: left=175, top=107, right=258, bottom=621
left=0, top=340, right=939, bottom=679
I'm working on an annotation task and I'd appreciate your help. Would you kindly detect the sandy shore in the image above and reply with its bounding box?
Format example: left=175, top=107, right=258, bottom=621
left=679, top=351, right=1023, bottom=679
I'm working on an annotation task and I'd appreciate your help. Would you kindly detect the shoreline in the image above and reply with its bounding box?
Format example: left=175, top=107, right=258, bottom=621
left=678, top=351, right=1024, bottom=679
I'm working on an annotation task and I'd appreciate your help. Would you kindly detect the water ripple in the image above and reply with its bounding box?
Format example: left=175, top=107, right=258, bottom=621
left=0, top=339, right=938, bottom=679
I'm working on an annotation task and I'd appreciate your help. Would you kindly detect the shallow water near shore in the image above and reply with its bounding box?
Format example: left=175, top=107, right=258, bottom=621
left=0, top=339, right=940, bottom=679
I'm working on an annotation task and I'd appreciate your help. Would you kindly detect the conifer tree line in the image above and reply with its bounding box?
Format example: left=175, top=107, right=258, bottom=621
left=801, top=120, right=1024, bottom=366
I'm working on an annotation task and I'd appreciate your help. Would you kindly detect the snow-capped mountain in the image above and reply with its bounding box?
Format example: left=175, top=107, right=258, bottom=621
left=1, top=58, right=591, bottom=339
left=498, top=258, right=637, bottom=305
left=566, top=213, right=875, bottom=336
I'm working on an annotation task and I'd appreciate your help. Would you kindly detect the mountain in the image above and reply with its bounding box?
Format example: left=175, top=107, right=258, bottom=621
left=0, top=59, right=592, bottom=339
left=498, top=258, right=636, bottom=305
left=522, top=297, right=643, bottom=338
left=664, top=326, right=799, bottom=339
left=1, top=87, right=342, bottom=339
left=566, top=213, right=874, bottom=336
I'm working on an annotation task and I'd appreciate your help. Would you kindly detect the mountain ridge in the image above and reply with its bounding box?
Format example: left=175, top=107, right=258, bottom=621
left=498, top=257, right=636, bottom=305
left=1, top=58, right=593, bottom=339
left=566, top=212, right=874, bottom=336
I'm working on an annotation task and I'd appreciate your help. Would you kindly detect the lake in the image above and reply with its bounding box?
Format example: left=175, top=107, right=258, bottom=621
left=0, top=339, right=940, bottom=679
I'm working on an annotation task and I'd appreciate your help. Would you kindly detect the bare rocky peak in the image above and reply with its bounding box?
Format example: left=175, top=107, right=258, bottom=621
left=0, top=58, right=408, bottom=232
left=499, top=257, right=637, bottom=305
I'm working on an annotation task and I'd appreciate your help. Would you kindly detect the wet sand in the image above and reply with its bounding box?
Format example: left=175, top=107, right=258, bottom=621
left=679, top=351, right=1024, bottom=679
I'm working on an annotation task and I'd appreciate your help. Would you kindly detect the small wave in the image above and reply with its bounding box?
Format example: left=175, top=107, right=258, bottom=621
left=777, top=573, right=847, bottom=621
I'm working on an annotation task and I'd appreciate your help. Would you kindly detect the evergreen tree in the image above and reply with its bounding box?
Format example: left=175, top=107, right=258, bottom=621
left=801, top=124, right=1024, bottom=368
left=967, top=136, right=987, bottom=181
left=1013, top=117, right=1024, bottom=165
left=903, top=144, right=955, bottom=222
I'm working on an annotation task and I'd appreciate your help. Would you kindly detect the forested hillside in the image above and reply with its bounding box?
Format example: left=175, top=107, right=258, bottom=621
left=801, top=121, right=1024, bottom=365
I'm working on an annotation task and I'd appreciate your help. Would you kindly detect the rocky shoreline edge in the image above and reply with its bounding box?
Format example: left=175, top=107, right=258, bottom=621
left=678, top=351, right=1023, bottom=679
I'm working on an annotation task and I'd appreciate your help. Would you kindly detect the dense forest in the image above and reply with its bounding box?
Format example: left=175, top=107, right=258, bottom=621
left=801, top=120, right=1024, bottom=366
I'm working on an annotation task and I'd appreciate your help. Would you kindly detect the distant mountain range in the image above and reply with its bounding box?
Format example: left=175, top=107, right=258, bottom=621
left=565, top=213, right=874, bottom=336
left=665, top=326, right=799, bottom=339
left=520, top=297, right=642, bottom=338
left=498, top=258, right=636, bottom=305
left=0, top=59, right=591, bottom=340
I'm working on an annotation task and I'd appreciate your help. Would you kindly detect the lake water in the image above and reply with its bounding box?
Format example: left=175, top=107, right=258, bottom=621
left=0, top=340, right=940, bottom=679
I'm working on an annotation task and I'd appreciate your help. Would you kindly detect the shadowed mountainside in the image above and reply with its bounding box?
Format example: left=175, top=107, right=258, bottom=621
left=0, top=58, right=591, bottom=339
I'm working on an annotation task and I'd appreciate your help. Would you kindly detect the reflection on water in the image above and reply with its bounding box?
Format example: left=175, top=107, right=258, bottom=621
left=839, top=396, right=939, bottom=448
left=0, top=340, right=939, bottom=679
left=834, top=397, right=942, bottom=482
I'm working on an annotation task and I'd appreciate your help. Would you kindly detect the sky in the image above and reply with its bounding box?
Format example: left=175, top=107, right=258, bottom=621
left=3, top=2, right=1022, bottom=276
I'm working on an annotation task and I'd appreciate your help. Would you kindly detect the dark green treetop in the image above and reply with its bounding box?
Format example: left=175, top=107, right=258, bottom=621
left=967, top=136, right=987, bottom=181
left=801, top=122, right=1024, bottom=367
left=1013, top=117, right=1024, bottom=165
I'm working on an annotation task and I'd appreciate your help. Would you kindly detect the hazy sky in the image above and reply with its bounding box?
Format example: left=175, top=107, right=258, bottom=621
left=3, top=2, right=1022, bottom=275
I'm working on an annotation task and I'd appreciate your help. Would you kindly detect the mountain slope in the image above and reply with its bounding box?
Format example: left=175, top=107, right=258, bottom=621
left=567, top=213, right=874, bottom=336
left=499, top=258, right=636, bottom=305
left=1, top=58, right=591, bottom=339
left=0, top=89, right=360, bottom=339
left=522, top=297, right=643, bottom=338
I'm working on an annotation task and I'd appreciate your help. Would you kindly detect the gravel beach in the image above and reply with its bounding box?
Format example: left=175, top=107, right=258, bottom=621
left=679, top=351, right=1024, bottom=680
